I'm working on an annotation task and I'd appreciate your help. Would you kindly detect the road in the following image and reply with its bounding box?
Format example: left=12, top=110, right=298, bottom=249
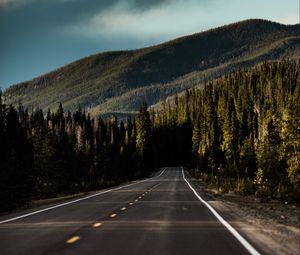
left=0, top=167, right=260, bottom=255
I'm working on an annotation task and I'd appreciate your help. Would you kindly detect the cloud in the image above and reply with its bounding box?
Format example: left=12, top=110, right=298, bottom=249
left=277, top=14, right=299, bottom=25
left=130, top=0, right=174, bottom=10
left=0, top=0, right=32, bottom=8
left=80, top=6, right=168, bottom=39
left=0, top=0, right=83, bottom=10
left=67, top=0, right=217, bottom=42
left=0, top=0, right=174, bottom=11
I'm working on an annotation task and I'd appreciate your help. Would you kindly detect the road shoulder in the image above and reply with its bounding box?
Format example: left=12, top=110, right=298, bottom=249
left=187, top=175, right=300, bottom=255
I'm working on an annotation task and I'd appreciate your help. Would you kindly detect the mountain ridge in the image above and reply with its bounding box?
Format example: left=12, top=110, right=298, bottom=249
left=3, top=19, right=300, bottom=116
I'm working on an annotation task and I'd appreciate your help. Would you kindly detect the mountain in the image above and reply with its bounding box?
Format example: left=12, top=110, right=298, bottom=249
left=3, top=19, right=300, bottom=116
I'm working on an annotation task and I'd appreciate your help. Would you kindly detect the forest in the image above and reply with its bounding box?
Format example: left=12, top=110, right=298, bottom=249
left=153, top=59, right=299, bottom=201
left=0, top=59, right=299, bottom=212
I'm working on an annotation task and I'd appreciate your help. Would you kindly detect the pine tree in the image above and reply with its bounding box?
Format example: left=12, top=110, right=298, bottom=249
left=136, top=102, right=151, bottom=166
left=222, top=97, right=239, bottom=176
left=0, top=105, right=34, bottom=211
left=257, top=114, right=283, bottom=198
left=125, top=117, right=133, bottom=146
left=192, top=123, right=201, bottom=155
left=282, top=93, right=300, bottom=197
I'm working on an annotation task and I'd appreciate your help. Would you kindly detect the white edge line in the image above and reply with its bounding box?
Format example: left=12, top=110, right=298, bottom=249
left=0, top=168, right=167, bottom=224
left=181, top=167, right=260, bottom=255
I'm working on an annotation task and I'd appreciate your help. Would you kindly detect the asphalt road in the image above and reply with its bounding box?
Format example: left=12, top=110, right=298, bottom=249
left=0, top=167, right=261, bottom=255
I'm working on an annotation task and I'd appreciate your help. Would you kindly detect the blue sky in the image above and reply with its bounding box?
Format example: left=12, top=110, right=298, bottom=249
left=0, top=0, right=299, bottom=89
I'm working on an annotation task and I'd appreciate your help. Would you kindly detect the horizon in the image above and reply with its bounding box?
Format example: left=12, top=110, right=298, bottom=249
left=1, top=0, right=299, bottom=89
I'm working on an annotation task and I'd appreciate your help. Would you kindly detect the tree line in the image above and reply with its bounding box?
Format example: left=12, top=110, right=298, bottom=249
left=0, top=99, right=153, bottom=212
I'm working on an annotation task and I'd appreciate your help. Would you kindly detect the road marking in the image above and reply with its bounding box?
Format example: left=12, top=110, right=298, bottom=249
left=121, top=207, right=126, bottom=211
left=0, top=168, right=167, bottom=224
left=135, top=199, right=138, bottom=202
left=129, top=202, right=133, bottom=205
left=181, top=168, right=260, bottom=255
left=93, top=222, right=102, bottom=228
left=110, top=213, right=117, bottom=218
left=138, top=196, right=142, bottom=199
left=157, top=168, right=166, bottom=177
left=66, top=236, right=80, bottom=244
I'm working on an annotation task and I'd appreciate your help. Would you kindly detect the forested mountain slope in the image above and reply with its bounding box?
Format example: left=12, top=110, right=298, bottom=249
left=3, top=19, right=300, bottom=116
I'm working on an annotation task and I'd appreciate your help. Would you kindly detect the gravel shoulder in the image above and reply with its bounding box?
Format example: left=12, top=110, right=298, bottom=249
left=191, top=178, right=300, bottom=255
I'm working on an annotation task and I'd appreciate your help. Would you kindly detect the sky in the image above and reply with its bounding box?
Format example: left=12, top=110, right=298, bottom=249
left=0, top=0, right=299, bottom=89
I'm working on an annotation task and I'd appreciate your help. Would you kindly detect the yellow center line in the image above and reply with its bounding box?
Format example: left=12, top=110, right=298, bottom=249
left=93, top=222, right=102, bottom=228
left=110, top=213, right=117, bottom=218
left=66, top=236, right=80, bottom=244
left=121, top=207, right=126, bottom=211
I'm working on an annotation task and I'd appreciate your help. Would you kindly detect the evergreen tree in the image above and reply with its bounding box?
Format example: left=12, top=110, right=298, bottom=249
left=0, top=105, right=34, bottom=211
left=136, top=103, right=151, bottom=156
left=136, top=102, right=152, bottom=169
left=283, top=93, right=300, bottom=197
left=192, top=123, right=201, bottom=155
